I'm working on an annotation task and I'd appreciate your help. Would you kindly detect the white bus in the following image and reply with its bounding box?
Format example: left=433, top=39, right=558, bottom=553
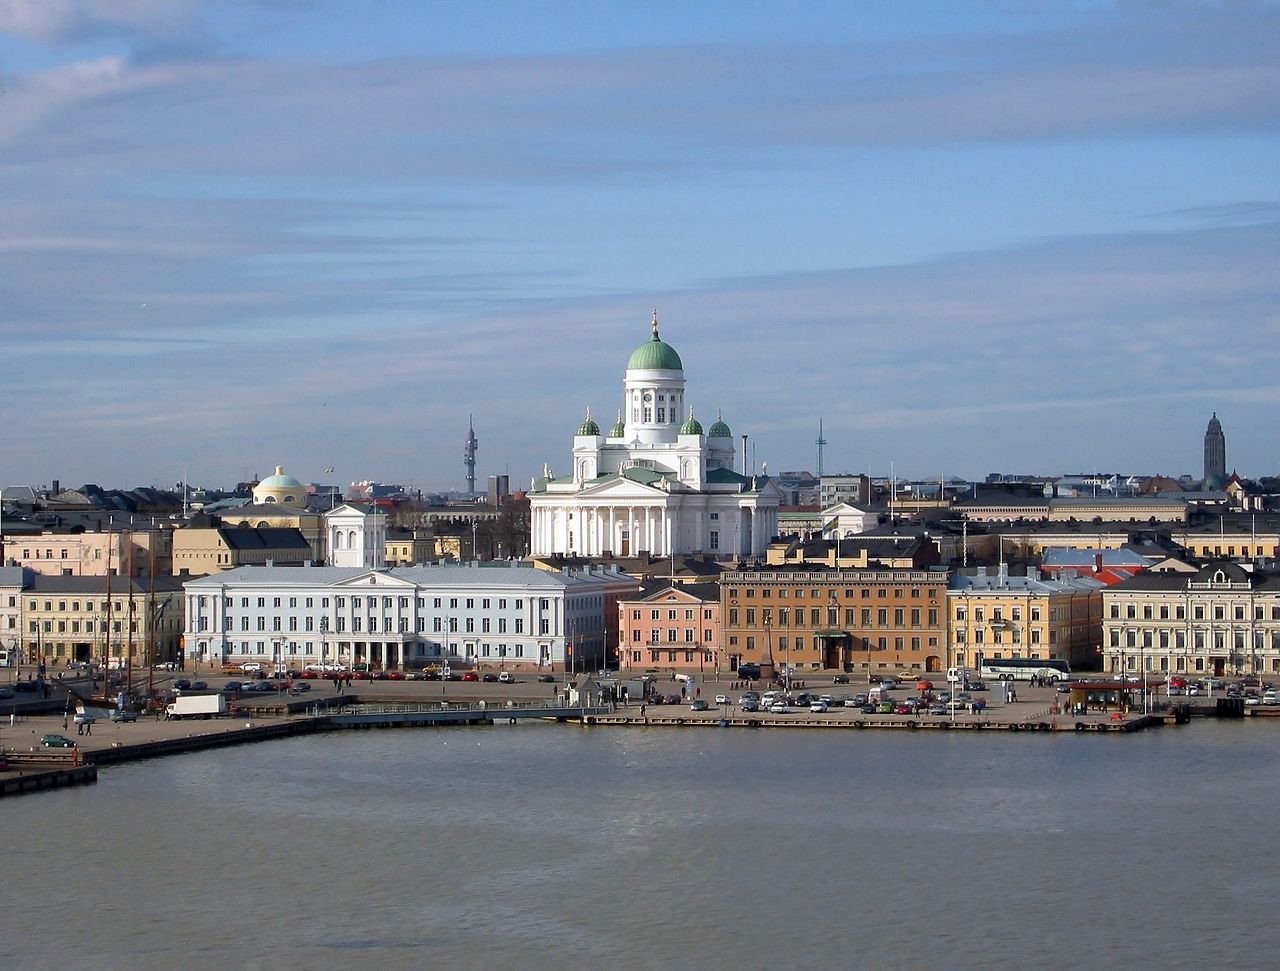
left=979, top=657, right=1071, bottom=683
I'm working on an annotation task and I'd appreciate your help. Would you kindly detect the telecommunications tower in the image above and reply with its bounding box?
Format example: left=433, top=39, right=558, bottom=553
left=464, top=415, right=478, bottom=496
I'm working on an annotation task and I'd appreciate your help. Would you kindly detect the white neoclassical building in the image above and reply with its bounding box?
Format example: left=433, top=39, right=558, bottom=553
left=530, top=314, right=782, bottom=558
left=324, top=504, right=386, bottom=568
left=183, top=562, right=640, bottom=672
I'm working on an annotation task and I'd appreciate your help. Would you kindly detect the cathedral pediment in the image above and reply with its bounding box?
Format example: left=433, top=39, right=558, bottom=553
left=575, top=474, right=670, bottom=500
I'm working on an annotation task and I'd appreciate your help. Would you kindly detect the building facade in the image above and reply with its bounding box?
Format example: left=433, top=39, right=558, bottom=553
left=719, top=568, right=949, bottom=675
left=617, top=583, right=721, bottom=673
left=182, top=563, right=640, bottom=673
left=530, top=314, right=782, bottom=558
left=948, top=571, right=1104, bottom=672
left=171, top=526, right=312, bottom=576
left=1, top=528, right=171, bottom=577
left=18, top=574, right=185, bottom=666
left=1101, top=561, right=1280, bottom=678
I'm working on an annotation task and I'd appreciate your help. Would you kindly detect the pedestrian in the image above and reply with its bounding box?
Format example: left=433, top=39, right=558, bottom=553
left=77, top=722, right=83, bottom=736
left=62, top=713, right=68, bottom=730
left=85, top=719, right=92, bottom=736
left=640, top=704, right=646, bottom=717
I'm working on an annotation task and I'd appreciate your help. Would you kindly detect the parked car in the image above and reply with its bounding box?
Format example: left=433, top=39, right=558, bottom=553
left=832, top=675, right=850, bottom=684
left=768, top=702, right=790, bottom=713
left=482, top=673, right=500, bottom=682
left=715, top=694, right=730, bottom=705
left=537, top=674, right=556, bottom=683
left=240, top=662, right=262, bottom=673
left=173, top=679, right=192, bottom=692
left=109, top=709, right=139, bottom=722
left=690, top=699, right=709, bottom=711
left=73, top=711, right=96, bottom=725
left=499, top=672, right=514, bottom=683
left=809, top=701, right=828, bottom=713
left=14, top=680, right=39, bottom=693
left=876, top=701, right=894, bottom=714
left=0, top=687, right=13, bottom=699
left=42, top=734, right=76, bottom=748
left=189, top=681, right=208, bottom=691
left=462, top=672, right=479, bottom=682
left=740, top=700, right=760, bottom=712
left=222, top=681, right=243, bottom=693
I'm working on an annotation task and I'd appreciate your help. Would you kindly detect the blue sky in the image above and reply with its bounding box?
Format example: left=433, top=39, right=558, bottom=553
left=2, top=0, right=1277, bottom=493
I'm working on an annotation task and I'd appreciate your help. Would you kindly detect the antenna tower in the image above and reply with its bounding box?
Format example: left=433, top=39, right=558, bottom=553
left=815, top=419, right=827, bottom=477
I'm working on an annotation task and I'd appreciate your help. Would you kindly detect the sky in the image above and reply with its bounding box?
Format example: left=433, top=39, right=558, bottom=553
left=2, top=0, right=1278, bottom=494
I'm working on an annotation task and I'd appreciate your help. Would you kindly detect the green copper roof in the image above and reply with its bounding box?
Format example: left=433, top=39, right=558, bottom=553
left=609, top=417, right=626, bottom=437
left=627, top=312, right=682, bottom=370
left=679, top=411, right=704, bottom=435
left=627, top=336, right=683, bottom=371
left=708, top=412, right=732, bottom=437
left=576, top=407, right=600, bottom=437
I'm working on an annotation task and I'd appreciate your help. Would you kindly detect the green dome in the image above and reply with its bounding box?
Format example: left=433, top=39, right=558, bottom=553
left=609, top=412, right=626, bottom=437
left=627, top=336, right=683, bottom=371
left=576, top=407, right=600, bottom=437
left=627, top=311, right=682, bottom=370
left=708, top=414, right=732, bottom=438
left=679, top=410, right=704, bottom=436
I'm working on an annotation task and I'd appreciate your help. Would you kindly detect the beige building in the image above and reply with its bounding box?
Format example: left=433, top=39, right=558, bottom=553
left=1102, top=561, right=1280, bottom=679
left=948, top=571, right=1104, bottom=672
left=1, top=528, right=172, bottom=577
left=22, top=573, right=185, bottom=666
left=172, top=526, right=313, bottom=576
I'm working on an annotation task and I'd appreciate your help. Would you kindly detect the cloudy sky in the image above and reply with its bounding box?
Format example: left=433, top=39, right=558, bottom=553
left=2, top=1, right=1277, bottom=493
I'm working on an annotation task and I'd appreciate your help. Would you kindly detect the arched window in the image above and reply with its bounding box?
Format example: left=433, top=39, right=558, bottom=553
left=348, top=529, right=358, bottom=547
left=334, top=532, right=344, bottom=549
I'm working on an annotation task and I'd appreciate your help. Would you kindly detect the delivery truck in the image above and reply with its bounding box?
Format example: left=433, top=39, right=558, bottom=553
left=165, top=694, right=228, bottom=720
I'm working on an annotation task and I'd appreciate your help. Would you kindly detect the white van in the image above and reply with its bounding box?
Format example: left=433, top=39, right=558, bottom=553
left=868, top=685, right=893, bottom=702
left=1263, top=689, right=1279, bottom=706
left=946, top=667, right=970, bottom=684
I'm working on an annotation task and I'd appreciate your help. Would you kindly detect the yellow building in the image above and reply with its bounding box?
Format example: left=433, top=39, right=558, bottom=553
left=23, top=574, right=185, bottom=666
left=172, top=526, right=313, bottom=576
left=947, top=571, right=1104, bottom=672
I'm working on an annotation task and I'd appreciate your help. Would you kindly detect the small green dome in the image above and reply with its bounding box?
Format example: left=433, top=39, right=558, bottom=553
left=708, top=413, right=732, bottom=438
left=679, top=409, right=703, bottom=436
left=576, top=407, right=600, bottom=437
left=609, top=412, right=626, bottom=437
left=626, top=310, right=683, bottom=371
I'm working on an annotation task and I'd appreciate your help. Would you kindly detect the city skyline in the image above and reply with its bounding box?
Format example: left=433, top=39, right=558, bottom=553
left=2, top=1, right=1277, bottom=489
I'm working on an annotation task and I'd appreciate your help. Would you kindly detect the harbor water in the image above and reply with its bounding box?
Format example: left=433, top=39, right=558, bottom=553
left=3, top=721, right=1277, bottom=970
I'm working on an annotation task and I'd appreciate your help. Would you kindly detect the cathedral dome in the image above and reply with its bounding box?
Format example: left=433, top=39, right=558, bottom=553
left=626, top=311, right=683, bottom=371
left=609, top=412, right=626, bottom=438
left=708, top=414, right=732, bottom=438
left=679, top=410, right=704, bottom=436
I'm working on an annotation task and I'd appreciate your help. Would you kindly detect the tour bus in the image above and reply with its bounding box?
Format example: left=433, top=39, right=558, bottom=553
left=979, top=657, right=1072, bottom=683
left=737, top=663, right=762, bottom=680
left=0, top=646, right=15, bottom=668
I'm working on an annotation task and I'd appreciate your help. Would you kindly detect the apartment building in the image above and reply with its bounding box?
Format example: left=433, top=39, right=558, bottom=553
left=1101, top=561, right=1280, bottom=678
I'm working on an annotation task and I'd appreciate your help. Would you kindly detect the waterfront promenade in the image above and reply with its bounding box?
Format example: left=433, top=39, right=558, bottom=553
left=0, top=667, right=1249, bottom=797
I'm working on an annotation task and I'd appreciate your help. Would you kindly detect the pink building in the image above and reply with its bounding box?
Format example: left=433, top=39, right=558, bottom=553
left=617, top=582, right=721, bottom=673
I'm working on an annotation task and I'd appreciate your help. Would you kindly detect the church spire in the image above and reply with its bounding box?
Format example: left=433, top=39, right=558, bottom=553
left=651, top=308, right=659, bottom=340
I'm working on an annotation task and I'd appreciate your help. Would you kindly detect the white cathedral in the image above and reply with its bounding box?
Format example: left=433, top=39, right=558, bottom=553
left=530, top=313, right=782, bottom=558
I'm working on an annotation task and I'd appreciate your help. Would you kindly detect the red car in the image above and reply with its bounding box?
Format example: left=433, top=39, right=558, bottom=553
left=353, top=670, right=372, bottom=680
left=386, top=671, right=406, bottom=681
left=300, top=670, right=318, bottom=679
left=462, top=672, right=479, bottom=682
